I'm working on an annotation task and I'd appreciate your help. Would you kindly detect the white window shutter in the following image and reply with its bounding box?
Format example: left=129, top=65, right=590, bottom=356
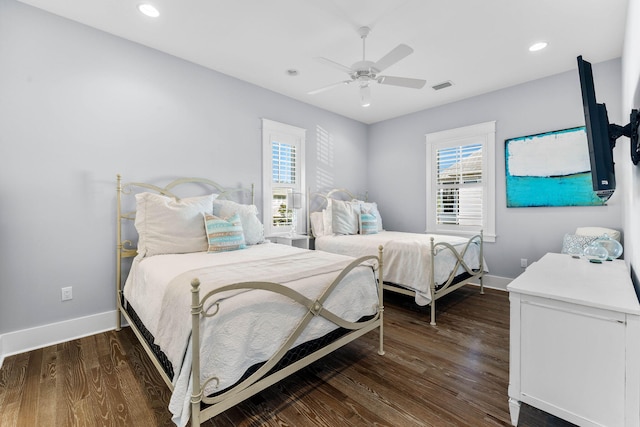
left=426, top=121, right=496, bottom=242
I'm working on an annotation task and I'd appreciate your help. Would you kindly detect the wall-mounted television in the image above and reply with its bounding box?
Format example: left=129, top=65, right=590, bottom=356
left=576, top=56, right=639, bottom=202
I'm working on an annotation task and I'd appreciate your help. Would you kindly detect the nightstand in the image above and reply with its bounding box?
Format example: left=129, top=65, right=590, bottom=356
left=267, top=234, right=310, bottom=250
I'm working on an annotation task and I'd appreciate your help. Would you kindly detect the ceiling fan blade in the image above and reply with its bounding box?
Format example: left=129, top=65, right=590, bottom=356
left=308, top=80, right=353, bottom=95
left=377, top=75, right=426, bottom=89
left=372, top=44, right=413, bottom=73
left=315, top=57, right=353, bottom=74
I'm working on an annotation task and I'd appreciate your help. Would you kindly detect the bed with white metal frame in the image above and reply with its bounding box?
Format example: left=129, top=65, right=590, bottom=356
left=309, top=188, right=484, bottom=326
left=115, top=175, right=385, bottom=426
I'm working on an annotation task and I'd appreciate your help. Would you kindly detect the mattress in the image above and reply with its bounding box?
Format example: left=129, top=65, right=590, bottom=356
left=123, top=242, right=379, bottom=426
left=315, top=231, right=483, bottom=305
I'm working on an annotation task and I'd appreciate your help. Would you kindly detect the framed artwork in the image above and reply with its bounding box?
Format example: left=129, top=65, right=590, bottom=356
left=505, top=126, right=604, bottom=207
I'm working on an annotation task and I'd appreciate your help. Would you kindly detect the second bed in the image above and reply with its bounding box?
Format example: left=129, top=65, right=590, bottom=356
left=310, top=189, right=485, bottom=325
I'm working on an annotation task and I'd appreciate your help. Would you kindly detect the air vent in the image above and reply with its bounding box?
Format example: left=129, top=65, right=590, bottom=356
left=432, top=81, right=453, bottom=91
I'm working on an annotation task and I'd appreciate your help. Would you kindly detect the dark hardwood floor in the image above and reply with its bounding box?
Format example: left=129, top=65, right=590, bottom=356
left=0, top=287, right=575, bottom=426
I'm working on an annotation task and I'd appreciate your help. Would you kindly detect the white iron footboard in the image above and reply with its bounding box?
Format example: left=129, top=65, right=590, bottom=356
left=189, top=249, right=385, bottom=425
left=428, top=231, right=484, bottom=326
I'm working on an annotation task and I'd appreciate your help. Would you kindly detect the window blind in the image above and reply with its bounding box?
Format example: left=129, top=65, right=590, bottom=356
left=272, top=142, right=296, bottom=184
left=271, top=141, right=297, bottom=227
left=262, top=119, right=306, bottom=237
left=435, top=143, right=483, bottom=226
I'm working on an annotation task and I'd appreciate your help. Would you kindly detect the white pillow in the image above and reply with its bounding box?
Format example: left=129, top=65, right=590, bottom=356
left=575, top=226, right=620, bottom=242
left=212, top=199, right=265, bottom=245
left=135, top=192, right=216, bottom=257
left=322, top=200, right=333, bottom=236
left=331, top=199, right=360, bottom=235
left=356, top=200, right=383, bottom=231
left=310, top=211, right=325, bottom=237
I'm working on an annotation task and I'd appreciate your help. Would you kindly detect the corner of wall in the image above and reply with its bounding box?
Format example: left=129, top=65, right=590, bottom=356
left=0, top=334, right=4, bottom=369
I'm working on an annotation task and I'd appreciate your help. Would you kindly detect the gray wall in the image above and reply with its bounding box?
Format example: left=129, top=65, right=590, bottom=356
left=0, top=0, right=369, bottom=334
left=368, top=59, right=623, bottom=279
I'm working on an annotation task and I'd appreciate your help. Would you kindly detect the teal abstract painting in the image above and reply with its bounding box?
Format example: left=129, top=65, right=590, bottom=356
left=505, top=127, right=605, bottom=207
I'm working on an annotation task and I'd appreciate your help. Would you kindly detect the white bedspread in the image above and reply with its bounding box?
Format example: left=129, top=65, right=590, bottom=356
left=123, top=243, right=378, bottom=426
left=315, top=231, right=483, bottom=305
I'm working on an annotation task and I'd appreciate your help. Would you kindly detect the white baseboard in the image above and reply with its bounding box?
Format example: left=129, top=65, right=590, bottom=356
left=480, top=274, right=512, bottom=291
left=0, top=310, right=120, bottom=369
left=464, top=274, right=512, bottom=292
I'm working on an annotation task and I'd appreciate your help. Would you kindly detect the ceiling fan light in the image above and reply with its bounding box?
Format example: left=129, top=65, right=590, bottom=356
left=360, top=85, right=371, bottom=107
left=312, top=26, right=422, bottom=107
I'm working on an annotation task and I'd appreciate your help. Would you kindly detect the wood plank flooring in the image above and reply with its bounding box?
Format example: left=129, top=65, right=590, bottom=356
left=0, top=287, right=575, bottom=426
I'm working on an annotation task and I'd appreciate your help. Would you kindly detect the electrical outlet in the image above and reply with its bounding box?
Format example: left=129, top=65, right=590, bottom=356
left=61, top=286, right=73, bottom=301
left=520, top=258, right=528, bottom=268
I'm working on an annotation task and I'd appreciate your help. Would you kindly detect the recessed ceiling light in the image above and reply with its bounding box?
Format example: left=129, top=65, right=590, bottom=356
left=138, top=4, right=160, bottom=18
left=529, top=42, right=548, bottom=52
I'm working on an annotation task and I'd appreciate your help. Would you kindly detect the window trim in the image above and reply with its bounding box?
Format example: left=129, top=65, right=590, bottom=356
left=425, top=121, right=496, bottom=242
left=262, top=118, right=306, bottom=237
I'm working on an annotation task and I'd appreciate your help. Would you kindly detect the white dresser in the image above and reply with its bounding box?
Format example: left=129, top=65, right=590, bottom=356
left=507, top=252, right=640, bottom=426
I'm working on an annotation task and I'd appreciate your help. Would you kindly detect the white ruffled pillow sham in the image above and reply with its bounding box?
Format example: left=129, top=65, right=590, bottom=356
left=135, top=192, right=217, bottom=258
left=322, top=199, right=333, bottom=236
left=310, top=211, right=325, bottom=238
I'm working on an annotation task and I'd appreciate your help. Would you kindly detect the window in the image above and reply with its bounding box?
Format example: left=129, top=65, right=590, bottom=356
left=426, top=121, right=496, bottom=242
left=262, top=119, right=306, bottom=236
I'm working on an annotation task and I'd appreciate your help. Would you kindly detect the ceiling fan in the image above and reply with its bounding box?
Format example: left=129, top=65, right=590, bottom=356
left=308, top=26, right=426, bottom=107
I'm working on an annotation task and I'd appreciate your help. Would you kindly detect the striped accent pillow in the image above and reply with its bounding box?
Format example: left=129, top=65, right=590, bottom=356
left=204, top=213, right=247, bottom=253
left=359, top=212, right=378, bottom=235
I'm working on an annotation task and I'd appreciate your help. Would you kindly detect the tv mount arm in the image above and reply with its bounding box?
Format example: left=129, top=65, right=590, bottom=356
left=609, top=109, right=640, bottom=164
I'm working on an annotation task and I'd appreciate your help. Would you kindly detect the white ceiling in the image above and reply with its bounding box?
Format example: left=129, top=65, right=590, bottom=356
left=17, top=0, right=629, bottom=124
